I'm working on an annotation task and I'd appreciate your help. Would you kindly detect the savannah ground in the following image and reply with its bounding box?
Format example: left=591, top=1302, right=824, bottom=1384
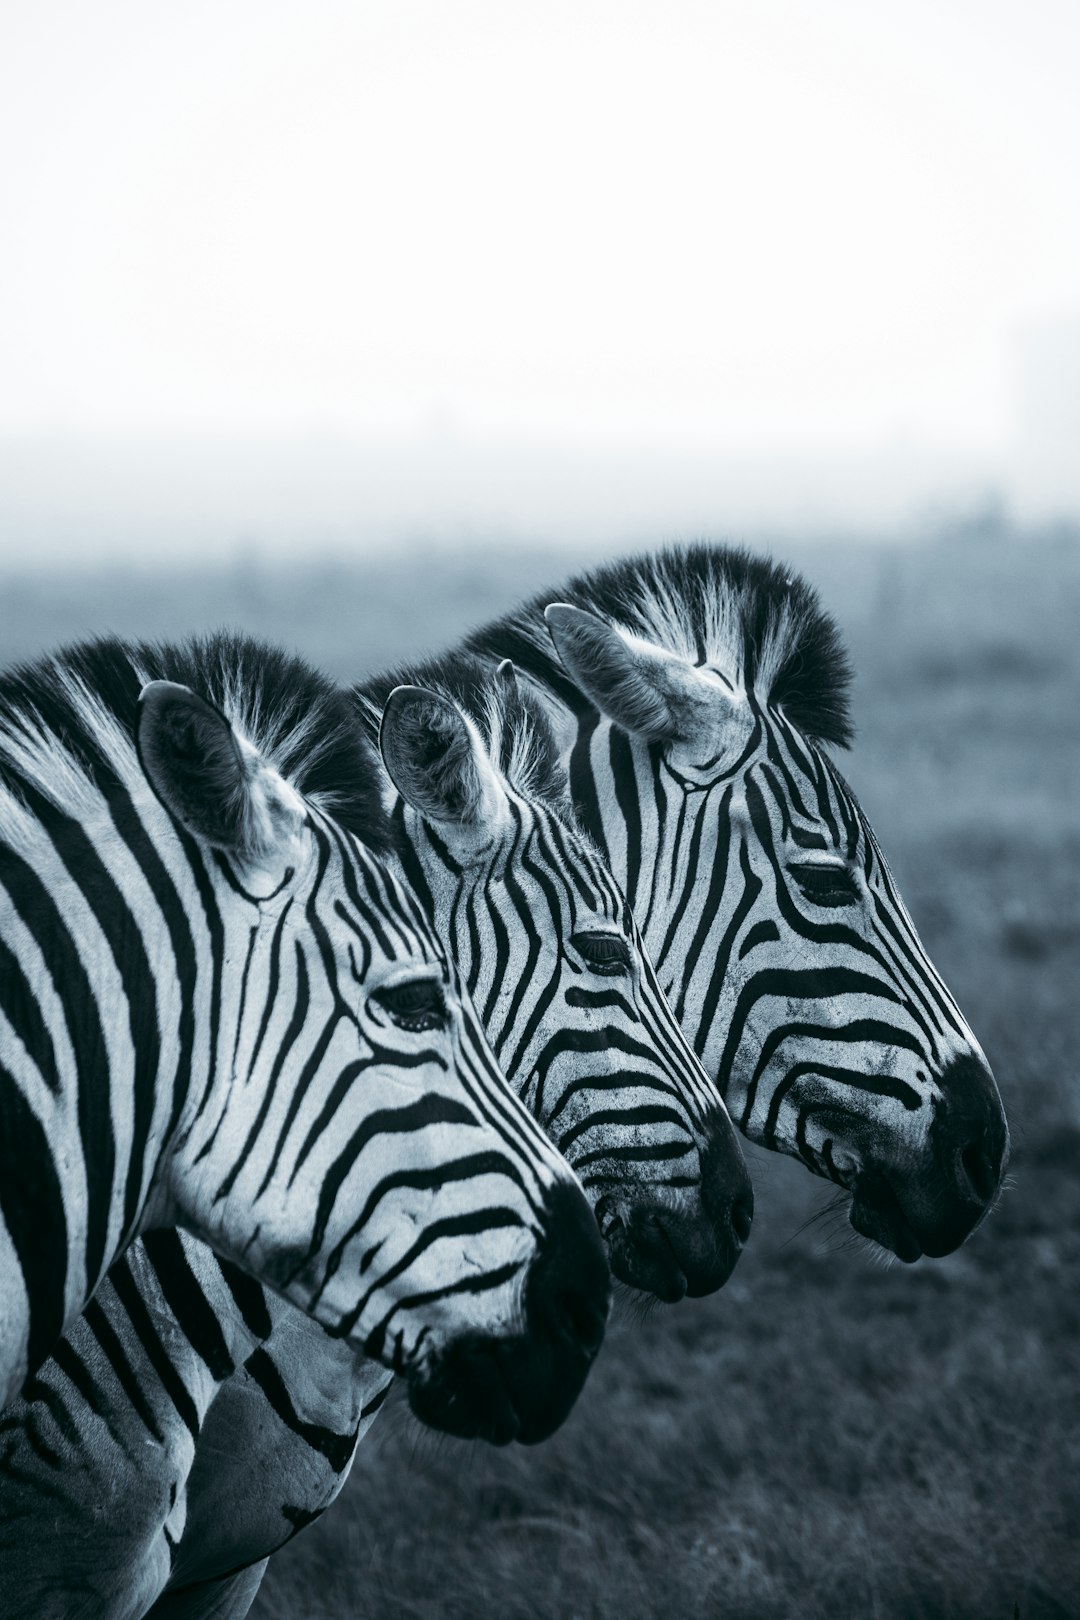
left=3, top=527, right=1077, bottom=1619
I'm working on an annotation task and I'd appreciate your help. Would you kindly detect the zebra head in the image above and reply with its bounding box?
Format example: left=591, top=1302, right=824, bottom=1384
left=132, top=664, right=607, bottom=1445
left=373, top=660, right=753, bottom=1302
left=538, top=547, right=1009, bottom=1263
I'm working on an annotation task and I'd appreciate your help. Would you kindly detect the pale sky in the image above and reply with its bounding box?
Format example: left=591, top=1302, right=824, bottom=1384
left=1, top=1, right=1078, bottom=552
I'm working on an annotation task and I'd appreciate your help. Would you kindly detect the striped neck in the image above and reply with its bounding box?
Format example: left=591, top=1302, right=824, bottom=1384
left=0, top=784, right=225, bottom=1401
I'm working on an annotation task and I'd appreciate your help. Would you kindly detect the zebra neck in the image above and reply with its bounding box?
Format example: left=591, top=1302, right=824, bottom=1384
left=0, top=844, right=222, bottom=1405
left=507, top=672, right=651, bottom=892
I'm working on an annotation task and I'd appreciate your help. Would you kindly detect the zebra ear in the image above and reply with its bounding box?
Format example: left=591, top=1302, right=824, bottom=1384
left=136, top=681, right=303, bottom=860
left=544, top=604, right=715, bottom=742
left=380, top=685, right=501, bottom=829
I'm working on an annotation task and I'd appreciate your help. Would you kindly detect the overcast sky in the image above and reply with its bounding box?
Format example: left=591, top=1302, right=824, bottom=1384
left=1, top=1, right=1078, bottom=550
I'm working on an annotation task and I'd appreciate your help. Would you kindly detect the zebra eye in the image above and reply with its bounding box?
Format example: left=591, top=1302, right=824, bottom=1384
left=789, top=863, right=858, bottom=908
left=572, top=930, right=632, bottom=974
left=373, top=979, right=447, bottom=1032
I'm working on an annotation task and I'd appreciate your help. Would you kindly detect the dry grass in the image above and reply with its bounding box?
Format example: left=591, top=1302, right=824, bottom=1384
left=4, top=524, right=1077, bottom=1620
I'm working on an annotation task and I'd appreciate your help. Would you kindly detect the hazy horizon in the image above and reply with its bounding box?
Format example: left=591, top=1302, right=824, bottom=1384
left=0, top=423, right=1070, bottom=570
left=3, top=1, right=1079, bottom=566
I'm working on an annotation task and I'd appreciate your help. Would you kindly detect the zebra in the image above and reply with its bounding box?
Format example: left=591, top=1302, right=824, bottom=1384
left=0, top=655, right=752, bottom=1619
left=453, top=542, right=1010, bottom=1260
left=372, top=660, right=751, bottom=1297
left=0, top=631, right=610, bottom=1450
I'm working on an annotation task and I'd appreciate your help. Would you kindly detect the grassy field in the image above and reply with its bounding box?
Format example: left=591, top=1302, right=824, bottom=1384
left=3, top=528, right=1077, bottom=1619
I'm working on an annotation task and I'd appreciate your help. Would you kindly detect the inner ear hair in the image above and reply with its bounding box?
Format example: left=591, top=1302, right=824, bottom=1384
left=544, top=603, right=689, bottom=740
left=380, top=686, right=487, bottom=825
left=137, top=680, right=250, bottom=850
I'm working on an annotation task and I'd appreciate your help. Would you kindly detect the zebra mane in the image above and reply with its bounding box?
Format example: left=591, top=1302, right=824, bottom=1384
left=0, top=632, right=390, bottom=850
left=357, top=654, right=570, bottom=817
left=464, top=543, right=854, bottom=749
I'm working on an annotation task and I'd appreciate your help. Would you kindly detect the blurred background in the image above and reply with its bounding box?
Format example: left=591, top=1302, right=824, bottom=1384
left=2, top=2, right=1078, bottom=1617
left=3, top=0, right=1080, bottom=563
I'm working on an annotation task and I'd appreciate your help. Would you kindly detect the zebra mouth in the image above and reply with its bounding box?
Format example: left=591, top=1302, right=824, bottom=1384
left=406, top=1339, right=522, bottom=1445
left=849, top=1174, right=923, bottom=1263
left=595, top=1199, right=689, bottom=1302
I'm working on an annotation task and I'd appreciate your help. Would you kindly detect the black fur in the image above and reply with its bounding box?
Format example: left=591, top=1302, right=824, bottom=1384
left=462, top=544, right=855, bottom=749
left=0, top=632, right=390, bottom=851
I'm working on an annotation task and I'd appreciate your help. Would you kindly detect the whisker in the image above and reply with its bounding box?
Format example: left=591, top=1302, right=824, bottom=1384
left=610, top=1280, right=665, bottom=1327
left=780, top=1190, right=851, bottom=1249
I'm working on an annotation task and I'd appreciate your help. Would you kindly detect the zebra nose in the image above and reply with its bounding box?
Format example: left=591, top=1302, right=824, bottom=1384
left=525, top=1181, right=611, bottom=1363
left=700, top=1109, right=755, bottom=1254
left=959, top=1129, right=1003, bottom=1205
left=731, top=1187, right=754, bottom=1246
left=699, top=1172, right=755, bottom=1280
left=890, top=1052, right=1012, bottom=1258
left=605, top=1127, right=754, bottom=1301
left=934, top=1053, right=1009, bottom=1214
left=549, top=1282, right=607, bottom=1360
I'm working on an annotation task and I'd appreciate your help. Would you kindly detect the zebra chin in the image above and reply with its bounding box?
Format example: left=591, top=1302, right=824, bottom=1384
left=405, top=1182, right=610, bottom=1446
left=847, top=1174, right=995, bottom=1264
left=595, top=1113, right=754, bottom=1302
left=603, top=1198, right=744, bottom=1302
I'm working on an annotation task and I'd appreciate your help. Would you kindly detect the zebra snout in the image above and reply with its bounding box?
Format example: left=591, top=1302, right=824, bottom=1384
left=480, top=1180, right=611, bottom=1445
left=605, top=1164, right=753, bottom=1302
left=595, top=1109, right=754, bottom=1302
left=405, top=1183, right=609, bottom=1448
left=957, top=1125, right=1005, bottom=1205
left=730, top=1186, right=755, bottom=1246
left=942, top=1061, right=1009, bottom=1187
left=525, top=1180, right=611, bottom=1363
left=699, top=1108, right=755, bottom=1261
left=851, top=1053, right=1009, bottom=1262
left=925, top=1053, right=1009, bottom=1246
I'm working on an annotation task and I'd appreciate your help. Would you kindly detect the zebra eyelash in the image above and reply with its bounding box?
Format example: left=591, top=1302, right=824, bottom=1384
left=570, top=930, right=633, bottom=975
left=787, top=861, right=859, bottom=908
left=371, top=978, right=449, bottom=1032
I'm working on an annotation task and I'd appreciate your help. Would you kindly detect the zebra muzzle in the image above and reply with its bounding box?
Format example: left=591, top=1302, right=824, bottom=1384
left=406, top=1181, right=610, bottom=1446
left=601, top=1191, right=747, bottom=1302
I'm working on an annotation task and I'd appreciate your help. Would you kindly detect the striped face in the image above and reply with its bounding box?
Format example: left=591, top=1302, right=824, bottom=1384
left=0, top=661, right=608, bottom=1434
left=379, top=680, right=753, bottom=1303
left=547, top=607, right=1009, bottom=1262
left=136, top=683, right=608, bottom=1445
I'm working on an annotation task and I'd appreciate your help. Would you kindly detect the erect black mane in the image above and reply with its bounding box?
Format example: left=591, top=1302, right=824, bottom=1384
left=0, top=631, right=389, bottom=850
left=462, top=543, right=854, bottom=748
left=358, top=653, right=569, bottom=814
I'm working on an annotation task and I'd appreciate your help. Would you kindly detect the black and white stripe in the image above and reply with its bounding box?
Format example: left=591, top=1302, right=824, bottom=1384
left=0, top=633, right=606, bottom=1439
left=370, top=662, right=752, bottom=1297
left=465, top=543, right=1010, bottom=1262
left=0, top=653, right=750, bottom=1618
left=3, top=543, right=1009, bottom=1617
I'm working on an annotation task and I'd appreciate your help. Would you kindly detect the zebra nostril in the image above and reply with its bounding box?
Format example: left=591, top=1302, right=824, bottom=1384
left=960, top=1138, right=998, bottom=1205
left=594, top=1196, right=625, bottom=1246
left=731, top=1192, right=754, bottom=1246
left=556, top=1288, right=606, bottom=1360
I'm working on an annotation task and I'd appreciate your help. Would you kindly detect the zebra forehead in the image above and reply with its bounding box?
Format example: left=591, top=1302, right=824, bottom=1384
left=464, top=543, right=855, bottom=750
left=0, top=632, right=391, bottom=851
